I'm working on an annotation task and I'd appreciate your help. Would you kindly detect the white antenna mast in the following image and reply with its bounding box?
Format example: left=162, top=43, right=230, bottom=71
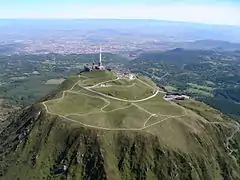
left=99, top=46, right=102, bottom=66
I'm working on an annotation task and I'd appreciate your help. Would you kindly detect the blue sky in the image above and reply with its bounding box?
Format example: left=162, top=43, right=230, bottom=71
left=1, top=0, right=240, bottom=25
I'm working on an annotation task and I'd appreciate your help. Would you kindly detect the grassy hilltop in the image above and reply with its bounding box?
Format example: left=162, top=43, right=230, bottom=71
left=0, top=70, right=240, bottom=180
left=43, top=71, right=183, bottom=130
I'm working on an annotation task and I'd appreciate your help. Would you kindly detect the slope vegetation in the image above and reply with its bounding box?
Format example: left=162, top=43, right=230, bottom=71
left=0, top=71, right=239, bottom=180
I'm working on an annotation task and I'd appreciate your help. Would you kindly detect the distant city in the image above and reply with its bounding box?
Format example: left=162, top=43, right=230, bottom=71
left=1, top=19, right=240, bottom=55
left=1, top=34, right=177, bottom=55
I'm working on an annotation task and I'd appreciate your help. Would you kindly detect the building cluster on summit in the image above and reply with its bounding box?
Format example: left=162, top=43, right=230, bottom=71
left=164, top=93, right=190, bottom=101
left=84, top=46, right=106, bottom=72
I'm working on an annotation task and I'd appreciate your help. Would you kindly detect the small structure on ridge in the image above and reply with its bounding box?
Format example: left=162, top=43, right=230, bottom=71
left=84, top=46, right=106, bottom=72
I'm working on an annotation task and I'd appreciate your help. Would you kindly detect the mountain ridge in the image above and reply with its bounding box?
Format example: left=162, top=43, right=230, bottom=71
left=0, top=71, right=239, bottom=180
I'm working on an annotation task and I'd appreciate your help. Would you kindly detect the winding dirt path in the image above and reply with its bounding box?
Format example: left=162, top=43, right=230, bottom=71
left=42, top=72, right=240, bottom=159
left=42, top=74, right=184, bottom=131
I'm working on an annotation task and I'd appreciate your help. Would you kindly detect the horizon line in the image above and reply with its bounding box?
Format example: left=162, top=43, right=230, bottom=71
left=0, top=18, right=239, bottom=27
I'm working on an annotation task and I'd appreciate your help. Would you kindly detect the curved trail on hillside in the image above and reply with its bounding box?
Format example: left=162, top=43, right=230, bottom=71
left=85, top=77, right=120, bottom=89
left=42, top=74, right=185, bottom=131
left=42, top=101, right=187, bottom=131
left=42, top=73, right=240, bottom=159
left=80, top=74, right=159, bottom=103
left=80, top=84, right=159, bottom=103
left=225, top=123, right=240, bottom=159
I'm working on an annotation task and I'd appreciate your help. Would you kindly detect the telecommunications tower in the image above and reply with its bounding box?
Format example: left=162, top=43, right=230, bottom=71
left=99, top=46, right=102, bottom=66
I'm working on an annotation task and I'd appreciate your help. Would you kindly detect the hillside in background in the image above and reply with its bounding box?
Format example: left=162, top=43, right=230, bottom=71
left=180, top=40, right=240, bottom=51
left=0, top=71, right=239, bottom=180
left=128, top=49, right=240, bottom=120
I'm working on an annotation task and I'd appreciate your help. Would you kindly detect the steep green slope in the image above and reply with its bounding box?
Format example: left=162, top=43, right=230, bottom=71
left=0, top=71, right=239, bottom=180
